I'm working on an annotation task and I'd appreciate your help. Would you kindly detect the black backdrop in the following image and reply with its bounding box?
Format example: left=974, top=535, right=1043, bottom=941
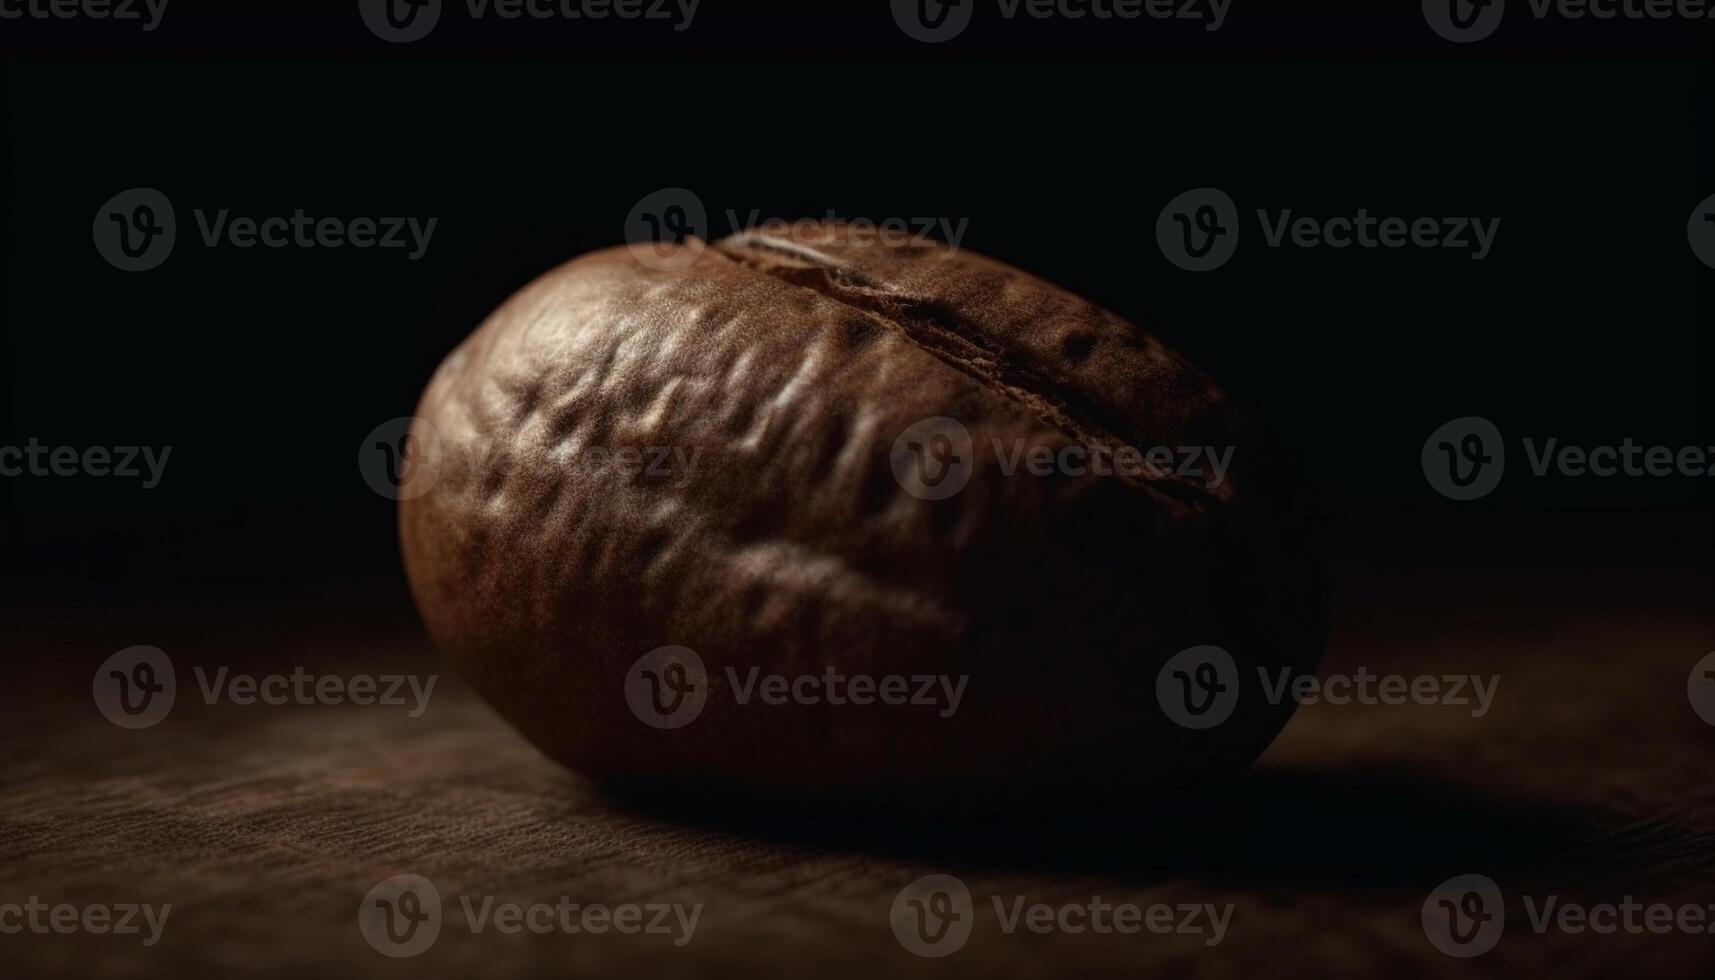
left=3, top=5, right=1712, bottom=606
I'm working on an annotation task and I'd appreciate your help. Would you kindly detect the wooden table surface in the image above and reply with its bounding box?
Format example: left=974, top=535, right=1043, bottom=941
left=3, top=539, right=1712, bottom=979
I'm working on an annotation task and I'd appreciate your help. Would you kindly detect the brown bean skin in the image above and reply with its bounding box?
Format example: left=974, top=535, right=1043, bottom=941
left=401, top=223, right=1326, bottom=805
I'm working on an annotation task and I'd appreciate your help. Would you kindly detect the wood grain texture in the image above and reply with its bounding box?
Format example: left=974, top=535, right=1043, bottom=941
left=2, top=548, right=1712, bottom=979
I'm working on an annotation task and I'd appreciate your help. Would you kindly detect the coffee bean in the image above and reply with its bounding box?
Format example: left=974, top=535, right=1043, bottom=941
left=400, top=221, right=1325, bottom=804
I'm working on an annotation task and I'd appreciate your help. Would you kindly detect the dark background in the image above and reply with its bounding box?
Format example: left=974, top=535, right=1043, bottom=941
left=3, top=6, right=1712, bottom=604
left=2, top=10, right=1713, bottom=980
left=1, top=0, right=1712, bottom=57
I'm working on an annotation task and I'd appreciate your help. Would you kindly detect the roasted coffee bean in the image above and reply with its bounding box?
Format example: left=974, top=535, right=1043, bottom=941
left=400, top=222, right=1325, bottom=803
